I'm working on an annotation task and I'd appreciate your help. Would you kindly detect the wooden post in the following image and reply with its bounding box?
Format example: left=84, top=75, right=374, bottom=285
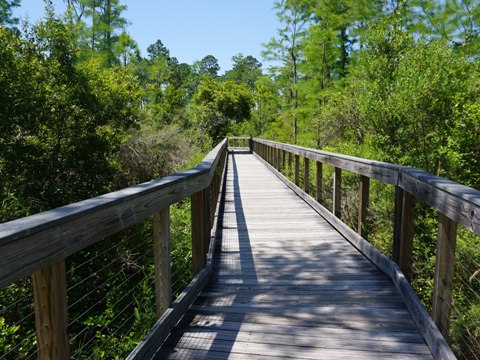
left=358, top=175, right=370, bottom=239
left=393, top=187, right=404, bottom=263
left=316, top=161, right=323, bottom=203
left=432, top=213, right=457, bottom=340
left=248, top=137, right=253, bottom=152
left=304, top=158, right=310, bottom=193
left=395, top=190, right=415, bottom=281
left=33, top=261, right=70, bottom=360
left=333, top=167, right=342, bottom=218
left=294, top=155, right=300, bottom=186
left=281, top=150, right=286, bottom=173
left=192, top=188, right=210, bottom=275
left=153, top=207, right=171, bottom=317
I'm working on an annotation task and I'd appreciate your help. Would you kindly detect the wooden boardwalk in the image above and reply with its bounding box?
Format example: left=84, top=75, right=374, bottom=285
left=155, top=151, right=433, bottom=359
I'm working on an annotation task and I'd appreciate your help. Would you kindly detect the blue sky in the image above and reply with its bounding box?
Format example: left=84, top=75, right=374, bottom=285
left=14, top=0, right=280, bottom=73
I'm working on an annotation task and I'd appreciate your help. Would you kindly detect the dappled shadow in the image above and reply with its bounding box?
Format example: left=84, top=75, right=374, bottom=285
left=155, top=153, right=433, bottom=359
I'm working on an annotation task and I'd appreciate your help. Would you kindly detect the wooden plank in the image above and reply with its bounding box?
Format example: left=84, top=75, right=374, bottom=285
left=399, top=191, right=415, bottom=281
left=166, top=328, right=432, bottom=354
left=153, top=207, right=171, bottom=317
left=254, top=153, right=455, bottom=360
left=0, top=139, right=227, bottom=289
left=358, top=175, right=370, bottom=239
left=33, top=261, right=70, bottom=360
left=333, top=167, right=342, bottom=218
left=294, top=154, right=300, bottom=186
left=252, top=138, right=400, bottom=185
left=399, top=168, right=480, bottom=236
left=191, top=190, right=205, bottom=275
left=316, top=161, right=323, bottom=203
left=432, top=213, right=457, bottom=340
left=304, top=157, right=310, bottom=193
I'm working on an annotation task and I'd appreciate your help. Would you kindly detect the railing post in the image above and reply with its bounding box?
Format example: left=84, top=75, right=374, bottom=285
left=248, top=136, right=253, bottom=152
left=294, top=154, right=300, bottom=186
left=191, top=187, right=210, bottom=275
left=432, top=213, right=457, bottom=340
left=153, top=207, right=171, bottom=317
left=316, top=161, right=323, bottom=203
left=304, top=158, right=310, bottom=193
left=281, top=150, right=286, bottom=173
left=288, top=152, right=293, bottom=177
left=393, top=188, right=415, bottom=280
left=333, top=167, right=342, bottom=218
left=33, top=261, right=70, bottom=360
left=358, top=175, right=370, bottom=239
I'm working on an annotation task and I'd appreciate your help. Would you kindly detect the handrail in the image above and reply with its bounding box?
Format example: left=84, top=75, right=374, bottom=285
left=0, top=138, right=228, bottom=359
left=242, top=136, right=480, bottom=360
left=253, top=138, right=480, bottom=235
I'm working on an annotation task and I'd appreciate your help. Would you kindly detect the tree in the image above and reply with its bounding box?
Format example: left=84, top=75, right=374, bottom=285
left=0, top=17, right=141, bottom=220
left=192, top=77, right=253, bottom=141
left=194, top=54, right=220, bottom=77
left=409, top=0, right=480, bottom=55
left=262, top=0, right=309, bottom=144
left=0, top=0, right=20, bottom=28
left=224, top=53, right=262, bottom=91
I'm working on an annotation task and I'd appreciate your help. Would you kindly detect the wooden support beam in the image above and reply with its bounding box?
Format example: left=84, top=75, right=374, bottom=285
left=192, top=188, right=210, bottom=275
left=432, top=213, right=457, bottom=340
left=153, top=208, right=171, bottom=317
left=316, top=161, right=323, bottom=203
left=333, top=167, right=342, bottom=218
left=294, top=155, right=300, bottom=186
left=358, top=175, right=370, bottom=239
left=281, top=150, right=285, bottom=173
left=304, top=158, right=310, bottom=194
left=33, top=261, right=70, bottom=360
left=395, top=190, right=415, bottom=281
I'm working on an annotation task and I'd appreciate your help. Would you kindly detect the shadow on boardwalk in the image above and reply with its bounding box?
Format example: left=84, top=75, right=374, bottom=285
left=155, top=152, right=433, bottom=360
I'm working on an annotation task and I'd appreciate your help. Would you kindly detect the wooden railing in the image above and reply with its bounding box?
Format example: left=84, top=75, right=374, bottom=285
left=246, top=137, right=480, bottom=360
left=0, top=139, right=228, bottom=359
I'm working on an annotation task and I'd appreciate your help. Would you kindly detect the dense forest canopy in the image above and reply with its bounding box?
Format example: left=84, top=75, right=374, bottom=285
left=1, top=0, right=480, bottom=358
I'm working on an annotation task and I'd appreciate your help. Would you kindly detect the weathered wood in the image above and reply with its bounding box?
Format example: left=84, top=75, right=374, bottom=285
left=358, top=175, right=370, bottom=239
left=316, top=161, right=323, bottom=204
left=399, top=191, right=415, bottom=281
left=255, top=153, right=455, bottom=360
left=333, top=167, right=342, bottom=218
left=0, top=139, right=227, bottom=289
left=253, top=138, right=400, bottom=185
left=294, top=154, right=300, bottom=186
left=153, top=208, right=171, bottom=317
left=304, top=158, right=310, bottom=193
left=393, top=187, right=404, bottom=264
left=281, top=150, right=285, bottom=173
left=192, top=190, right=208, bottom=275
left=33, top=261, right=70, bottom=360
left=432, top=213, right=457, bottom=340
left=399, top=169, right=480, bottom=236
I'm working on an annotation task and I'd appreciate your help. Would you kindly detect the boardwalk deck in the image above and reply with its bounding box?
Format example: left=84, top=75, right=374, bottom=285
left=155, top=152, right=433, bottom=359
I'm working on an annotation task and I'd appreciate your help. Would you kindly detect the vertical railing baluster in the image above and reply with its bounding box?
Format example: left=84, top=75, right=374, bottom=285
left=153, top=207, right=171, bottom=317
left=33, top=261, right=70, bottom=360
left=294, top=154, right=300, bottom=186
left=316, top=161, right=323, bottom=204
left=333, top=167, right=342, bottom=218
left=392, top=189, right=415, bottom=281
left=432, top=213, right=457, bottom=339
left=358, top=175, right=370, bottom=239
left=191, top=186, right=210, bottom=275
left=304, top=158, right=310, bottom=193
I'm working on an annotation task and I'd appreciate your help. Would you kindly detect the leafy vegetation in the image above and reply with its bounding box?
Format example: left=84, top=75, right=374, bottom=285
left=1, top=0, right=480, bottom=358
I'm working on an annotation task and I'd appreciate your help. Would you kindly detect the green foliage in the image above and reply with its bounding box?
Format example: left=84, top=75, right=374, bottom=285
left=192, top=77, right=254, bottom=141
left=0, top=0, right=20, bottom=28
left=0, top=19, right=141, bottom=221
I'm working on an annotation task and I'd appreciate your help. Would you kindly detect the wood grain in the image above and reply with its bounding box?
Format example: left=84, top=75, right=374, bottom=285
left=155, top=152, right=440, bottom=360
